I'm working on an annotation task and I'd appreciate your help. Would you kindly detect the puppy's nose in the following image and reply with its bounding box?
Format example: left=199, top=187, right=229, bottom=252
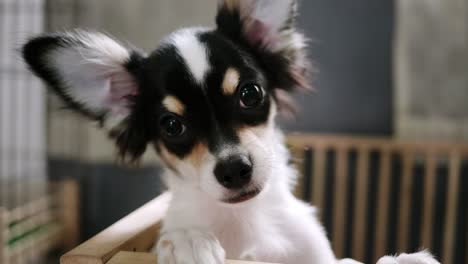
left=214, top=155, right=252, bottom=189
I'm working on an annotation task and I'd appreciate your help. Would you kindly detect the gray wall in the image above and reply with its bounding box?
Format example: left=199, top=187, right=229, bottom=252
left=395, top=0, right=468, bottom=141
left=282, top=0, right=394, bottom=135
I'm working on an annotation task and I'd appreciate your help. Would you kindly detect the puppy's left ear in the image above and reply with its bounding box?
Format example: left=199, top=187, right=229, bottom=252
left=216, top=0, right=310, bottom=93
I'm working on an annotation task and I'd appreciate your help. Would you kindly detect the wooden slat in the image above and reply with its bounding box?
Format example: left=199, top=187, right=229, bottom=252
left=107, top=252, right=156, bottom=264
left=61, top=192, right=171, bottom=264
left=287, top=133, right=468, bottom=153
left=442, top=151, right=461, bottom=264
left=420, top=151, right=437, bottom=249
left=303, top=148, right=313, bottom=201
left=332, top=146, right=348, bottom=258
left=9, top=209, right=53, bottom=239
left=397, top=151, right=413, bottom=252
left=289, top=146, right=305, bottom=199
left=107, top=251, right=280, bottom=264
left=312, top=145, right=326, bottom=216
left=7, top=223, right=62, bottom=263
left=374, top=149, right=391, bottom=260
left=466, top=207, right=468, bottom=264
left=9, top=196, right=51, bottom=224
left=352, top=147, right=369, bottom=261
left=0, top=207, right=4, bottom=263
left=59, top=179, right=81, bottom=250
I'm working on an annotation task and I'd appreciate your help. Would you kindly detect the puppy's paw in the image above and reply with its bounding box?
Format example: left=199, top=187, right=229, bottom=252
left=154, top=229, right=225, bottom=264
left=394, top=251, right=440, bottom=264
left=376, top=251, right=440, bottom=264
left=337, top=258, right=363, bottom=264
left=376, top=256, right=398, bottom=264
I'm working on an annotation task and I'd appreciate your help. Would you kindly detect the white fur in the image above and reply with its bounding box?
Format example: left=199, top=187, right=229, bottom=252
left=156, top=100, right=338, bottom=263
left=220, top=0, right=309, bottom=76
left=157, top=229, right=225, bottom=264
left=377, top=251, right=440, bottom=264
left=155, top=99, right=440, bottom=264
left=246, top=0, right=293, bottom=34
left=157, top=131, right=338, bottom=263
left=48, top=31, right=137, bottom=120
left=237, top=0, right=306, bottom=52
left=164, top=28, right=211, bottom=84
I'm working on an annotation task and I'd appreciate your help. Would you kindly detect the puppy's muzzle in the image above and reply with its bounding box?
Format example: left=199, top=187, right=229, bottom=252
left=214, top=154, right=252, bottom=189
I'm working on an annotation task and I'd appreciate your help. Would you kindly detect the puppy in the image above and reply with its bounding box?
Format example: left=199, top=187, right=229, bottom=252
left=22, top=0, right=439, bottom=263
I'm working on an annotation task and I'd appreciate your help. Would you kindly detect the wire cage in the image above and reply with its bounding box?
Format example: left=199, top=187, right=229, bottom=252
left=0, top=0, right=63, bottom=262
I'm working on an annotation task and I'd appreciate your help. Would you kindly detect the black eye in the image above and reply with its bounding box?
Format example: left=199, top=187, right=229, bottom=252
left=239, top=83, right=263, bottom=108
left=159, top=114, right=186, bottom=137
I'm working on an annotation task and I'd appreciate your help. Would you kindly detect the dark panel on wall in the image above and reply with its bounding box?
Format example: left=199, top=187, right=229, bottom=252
left=281, top=0, right=394, bottom=135
left=49, top=159, right=165, bottom=240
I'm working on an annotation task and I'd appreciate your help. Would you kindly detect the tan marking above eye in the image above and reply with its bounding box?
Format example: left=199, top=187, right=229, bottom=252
left=162, top=95, right=185, bottom=115
left=222, top=67, right=240, bottom=95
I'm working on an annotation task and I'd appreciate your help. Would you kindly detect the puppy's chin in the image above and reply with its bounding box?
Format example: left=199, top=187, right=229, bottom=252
left=222, top=186, right=263, bottom=204
left=215, top=181, right=270, bottom=207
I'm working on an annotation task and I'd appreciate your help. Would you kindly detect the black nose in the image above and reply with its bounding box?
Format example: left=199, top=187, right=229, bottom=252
left=214, top=155, right=253, bottom=189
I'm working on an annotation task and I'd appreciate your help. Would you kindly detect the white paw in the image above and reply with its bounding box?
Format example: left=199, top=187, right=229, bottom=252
left=154, top=229, right=226, bottom=264
left=338, top=258, right=363, bottom=264
left=376, top=251, right=440, bottom=264
left=377, top=256, right=398, bottom=264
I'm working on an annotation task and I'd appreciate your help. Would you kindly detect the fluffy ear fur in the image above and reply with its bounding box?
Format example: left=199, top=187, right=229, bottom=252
left=216, top=0, right=311, bottom=114
left=216, top=0, right=310, bottom=114
left=22, top=30, right=148, bottom=162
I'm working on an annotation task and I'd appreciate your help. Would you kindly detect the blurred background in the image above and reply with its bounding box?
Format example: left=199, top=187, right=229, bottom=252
left=0, top=0, right=467, bottom=263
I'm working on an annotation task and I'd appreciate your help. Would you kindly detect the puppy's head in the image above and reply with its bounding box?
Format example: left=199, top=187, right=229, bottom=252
left=22, top=0, right=309, bottom=204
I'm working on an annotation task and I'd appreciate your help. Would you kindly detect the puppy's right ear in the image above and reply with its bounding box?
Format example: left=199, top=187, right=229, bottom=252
left=22, top=30, right=143, bottom=121
left=22, top=30, right=148, bottom=161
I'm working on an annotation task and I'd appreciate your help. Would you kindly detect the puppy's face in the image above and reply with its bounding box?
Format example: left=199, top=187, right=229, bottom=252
left=147, top=29, right=277, bottom=202
left=22, top=0, right=309, bottom=203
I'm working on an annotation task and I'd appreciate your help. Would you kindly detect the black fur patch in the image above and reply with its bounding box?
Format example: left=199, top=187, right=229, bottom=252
left=215, top=0, right=311, bottom=114
left=215, top=1, right=308, bottom=93
left=133, top=30, right=272, bottom=159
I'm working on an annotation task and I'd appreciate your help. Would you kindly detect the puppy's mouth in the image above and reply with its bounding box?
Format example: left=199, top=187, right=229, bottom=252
left=224, top=188, right=262, bottom=204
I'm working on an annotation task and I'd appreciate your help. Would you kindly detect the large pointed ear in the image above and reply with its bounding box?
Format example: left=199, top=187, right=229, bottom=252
left=22, top=30, right=148, bottom=161
left=216, top=0, right=310, bottom=92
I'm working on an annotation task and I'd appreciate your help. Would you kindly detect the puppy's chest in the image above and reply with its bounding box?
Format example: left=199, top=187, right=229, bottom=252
left=210, top=212, right=288, bottom=261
